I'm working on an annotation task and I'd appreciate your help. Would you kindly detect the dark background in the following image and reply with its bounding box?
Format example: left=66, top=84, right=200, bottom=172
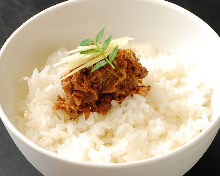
left=0, top=0, right=220, bottom=175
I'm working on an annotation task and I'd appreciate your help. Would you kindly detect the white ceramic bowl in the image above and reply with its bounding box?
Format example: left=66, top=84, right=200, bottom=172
left=1, top=0, right=220, bottom=176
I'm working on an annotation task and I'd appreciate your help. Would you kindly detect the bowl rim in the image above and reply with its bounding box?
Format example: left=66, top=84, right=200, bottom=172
left=0, top=0, right=220, bottom=168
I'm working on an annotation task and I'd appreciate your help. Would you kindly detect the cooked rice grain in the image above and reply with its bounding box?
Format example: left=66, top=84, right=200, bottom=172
left=15, top=45, right=212, bottom=163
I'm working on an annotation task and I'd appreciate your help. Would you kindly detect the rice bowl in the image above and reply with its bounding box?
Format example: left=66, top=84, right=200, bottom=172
left=0, top=0, right=220, bottom=175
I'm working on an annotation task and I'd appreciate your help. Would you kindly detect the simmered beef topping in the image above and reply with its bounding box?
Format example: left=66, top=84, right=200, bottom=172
left=55, top=49, right=150, bottom=120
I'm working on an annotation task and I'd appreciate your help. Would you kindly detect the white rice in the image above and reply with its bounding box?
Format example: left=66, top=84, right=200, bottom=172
left=15, top=44, right=212, bottom=163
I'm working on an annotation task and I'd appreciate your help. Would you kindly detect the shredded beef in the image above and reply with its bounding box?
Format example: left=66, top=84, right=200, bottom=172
left=55, top=49, right=151, bottom=120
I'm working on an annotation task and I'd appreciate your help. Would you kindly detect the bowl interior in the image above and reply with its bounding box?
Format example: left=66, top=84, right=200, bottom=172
left=0, top=0, right=220, bottom=139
